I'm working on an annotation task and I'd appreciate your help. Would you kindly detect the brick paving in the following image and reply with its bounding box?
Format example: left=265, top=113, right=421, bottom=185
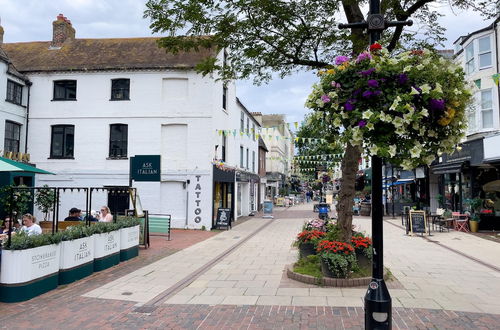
left=2, top=205, right=500, bottom=329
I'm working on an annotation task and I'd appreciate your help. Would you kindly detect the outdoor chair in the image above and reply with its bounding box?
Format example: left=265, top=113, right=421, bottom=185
left=452, top=212, right=470, bottom=232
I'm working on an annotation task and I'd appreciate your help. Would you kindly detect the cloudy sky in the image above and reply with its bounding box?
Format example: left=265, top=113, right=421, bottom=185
left=0, top=0, right=495, bottom=125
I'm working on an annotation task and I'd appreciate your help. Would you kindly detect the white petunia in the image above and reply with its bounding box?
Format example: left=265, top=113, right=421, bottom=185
left=433, top=83, right=443, bottom=94
left=369, top=145, right=379, bottom=155
left=420, top=108, right=429, bottom=117
left=366, top=123, right=375, bottom=130
left=362, top=110, right=374, bottom=119
left=410, top=145, right=422, bottom=158
left=392, top=117, right=404, bottom=128
left=410, top=87, right=420, bottom=95
left=388, top=145, right=397, bottom=157
left=420, top=84, right=431, bottom=94
left=333, top=117, right=342, bottom=128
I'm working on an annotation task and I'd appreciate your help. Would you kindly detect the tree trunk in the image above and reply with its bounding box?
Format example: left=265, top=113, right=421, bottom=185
left=336, top=143, right=361, bottom=242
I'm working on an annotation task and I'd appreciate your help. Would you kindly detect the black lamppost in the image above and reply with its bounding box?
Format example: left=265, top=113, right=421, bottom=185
left=339, top=2, right=412, bottom=329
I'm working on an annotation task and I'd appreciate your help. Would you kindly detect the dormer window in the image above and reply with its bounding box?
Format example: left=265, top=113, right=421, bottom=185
left=111, top=79, right=130, bottom=100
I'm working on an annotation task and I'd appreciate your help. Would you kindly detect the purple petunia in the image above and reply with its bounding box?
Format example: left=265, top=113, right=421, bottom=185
left=374, top=90, right=382, bottom=96
left=359, top=68, right=376, bottom=76
left=367, top=79, right=379, bottom=88
left=362, top=90, right=374, bottom=98
left=356, top=52, right=372, bottom=63
left=331, top=81, right=342, bottom=88
left=397, top=73, right=408, bottom=85
left=428, top=98, right=446, bottom=111
left=358, top=120, right=367, bottom=128
left=352, top=89, right=362, bottom=97
left=345, top=99, right=356, bottom=111
left=321, top=94, right=331, bottom=103
left=335, top=56, right=350, bottom=65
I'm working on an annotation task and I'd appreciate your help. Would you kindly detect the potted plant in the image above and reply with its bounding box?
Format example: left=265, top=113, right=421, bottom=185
left=59, top=224, right=95, bottom=284
left=91, top=222, right=121, bottom=272
left=316, top=240, right=356, bottom=278
left=117, top=217, right=141, bottom=261
left=35, top=185, right=57, bottom=221
left=468, top=197, right=483, bottom=233
left=296, top=230, right=326, bottom=258
left=351, top=234, right=372, bottom=268
left=0, top=185, right=32, bottom=221
left=0, top=231, right=63, bottom=302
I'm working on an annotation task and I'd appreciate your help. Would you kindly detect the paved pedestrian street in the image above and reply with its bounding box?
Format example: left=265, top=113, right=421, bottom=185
left=2, top=204, right=500, bottom=329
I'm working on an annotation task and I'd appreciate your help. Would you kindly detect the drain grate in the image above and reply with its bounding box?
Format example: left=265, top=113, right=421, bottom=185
left=133, top=306, right=158, bottom=314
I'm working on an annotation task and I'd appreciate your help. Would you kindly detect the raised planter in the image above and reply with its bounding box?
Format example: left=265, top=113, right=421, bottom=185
left=120, top=225, right=140, bottom=261
left=298, top=242, right=316, bottom=258
left=59, top=236, right=94, bottom=285
left=93, top=230, right=120, bottom=272
left=287, top=265, right=387, bottom=288
left=0, top=244, right=60, bottom=302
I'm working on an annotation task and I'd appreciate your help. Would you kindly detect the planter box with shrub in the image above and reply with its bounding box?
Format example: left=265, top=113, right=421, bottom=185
left=0, top=232, right=62, bottom=302
left=59, top=225, right=95, bottom=285
left=118, top=218, right=140, bottom=261
left=92, top=223, right=121, bottom=272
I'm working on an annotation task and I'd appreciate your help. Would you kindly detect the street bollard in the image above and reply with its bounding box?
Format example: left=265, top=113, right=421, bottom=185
left=364, top=279, right=392, bottom=329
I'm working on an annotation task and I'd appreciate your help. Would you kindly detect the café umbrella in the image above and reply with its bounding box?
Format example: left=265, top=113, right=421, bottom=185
left=483, top=180, right=500, bottom=192
left=0, top=156, right=54, bottom=174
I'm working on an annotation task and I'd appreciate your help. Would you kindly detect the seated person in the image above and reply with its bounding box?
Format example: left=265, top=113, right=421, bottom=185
left=99, top=206, right=113, bottom=222
left=84, top=210, right=99, bottom=222
left=20, top=213, right=42, bottom=236
left=64, top=207, right=82, bottom=221
left=1, top=217, right=20, bottom=234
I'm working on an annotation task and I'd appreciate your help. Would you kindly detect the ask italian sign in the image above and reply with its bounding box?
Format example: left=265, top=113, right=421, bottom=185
left=130, top=155, right=161, bottom=182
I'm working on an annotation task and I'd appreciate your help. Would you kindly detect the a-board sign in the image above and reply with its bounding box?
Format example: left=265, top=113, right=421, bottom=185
left=216, top=208, right=231, bottom=229
left=409, top=210, right=427, bottom=234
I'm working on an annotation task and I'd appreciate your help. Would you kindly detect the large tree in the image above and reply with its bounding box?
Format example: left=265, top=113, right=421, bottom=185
left=144, top=0, right=496, bottom=241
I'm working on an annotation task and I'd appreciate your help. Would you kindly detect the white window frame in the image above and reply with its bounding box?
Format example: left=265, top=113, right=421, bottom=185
left=480, top=89, right=493, bottom=129
left=465, top=43, right=474, bottom=75
left=478, top=36, right=492, bottom=70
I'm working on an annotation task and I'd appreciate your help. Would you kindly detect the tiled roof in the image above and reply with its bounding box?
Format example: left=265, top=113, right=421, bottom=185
left=2, top=37, right=217, bottom=73
left=0, top=46, right=9, bottom=63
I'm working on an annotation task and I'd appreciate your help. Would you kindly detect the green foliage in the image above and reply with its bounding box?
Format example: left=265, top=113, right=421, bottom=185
left=321, top=253, right=357, bottom=278
left=294, top=255, right=322, bottom=279
left=35, top=185, right=57, bottom=221
left=144, top=0, right=495, bottom=83
left=116, top=216, right=142, bottom=229
left=89, top=222, right=121, bottom=234
left=61, top=224, right=94, bottom=241
left=324, top=223, right=342, bottom=241
left=3, top=230, right=63, bottom=250
left=0, top=185, right=32, bottom=219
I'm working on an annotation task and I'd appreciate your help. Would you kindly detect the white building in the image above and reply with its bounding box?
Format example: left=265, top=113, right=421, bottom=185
left=0, top=28, right=32, bottom=189
left=2, top=14, right=259, bottom=229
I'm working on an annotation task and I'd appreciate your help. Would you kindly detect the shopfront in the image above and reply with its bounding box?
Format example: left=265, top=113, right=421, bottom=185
left=431, top=138, right=484, bottom=214
left=478, top=134, right=500, bottom=230
left=236, top=170, right=260, bottom=218
left=212, top=165, right=235, bottom=228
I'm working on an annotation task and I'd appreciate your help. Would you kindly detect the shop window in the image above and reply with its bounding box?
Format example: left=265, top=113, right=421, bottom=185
left=252, top=124, right=256, bottom=141
left=221, top=135, right=226, bottom=162
left=111, top=79, right=130, bottom=100
left=109, top=124, right=128, bottom=158
left=252, top=151, right=255, bottom=172
left=50, top=125, right=74, bottom=158
left=481, top=89, right=493, bottom=129
left=478, top=36, right=492, bottom=69
left=240, top=112, right=244, bottom=131
left=6, top=80, right=23, bottom=105
left=53, top=80, right=76, bottom=100
left=222, top=84, right=227, bottom=110
left=4, top=121, right=21, bottom=153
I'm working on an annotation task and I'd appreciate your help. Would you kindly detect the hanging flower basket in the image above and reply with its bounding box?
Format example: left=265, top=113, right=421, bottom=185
left=306, top=45, right=473, bottom=169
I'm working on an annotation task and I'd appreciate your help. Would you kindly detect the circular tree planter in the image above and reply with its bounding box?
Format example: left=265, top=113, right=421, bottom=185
left=287, top=265, right=387, bottom=287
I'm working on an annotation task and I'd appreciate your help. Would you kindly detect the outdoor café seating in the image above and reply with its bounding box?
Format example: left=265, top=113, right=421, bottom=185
left=452, top=212, right=470, bottom=232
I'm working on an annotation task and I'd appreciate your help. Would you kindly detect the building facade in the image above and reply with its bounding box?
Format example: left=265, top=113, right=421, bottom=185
left=2, top=14, right=259, bottom=229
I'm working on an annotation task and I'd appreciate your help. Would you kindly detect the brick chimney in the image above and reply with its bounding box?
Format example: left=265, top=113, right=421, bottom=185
left=50, top=14, right=75, bottom=48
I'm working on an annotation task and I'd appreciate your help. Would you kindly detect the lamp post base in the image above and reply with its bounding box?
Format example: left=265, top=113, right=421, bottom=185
left=364, top=278, right=392, bottom=329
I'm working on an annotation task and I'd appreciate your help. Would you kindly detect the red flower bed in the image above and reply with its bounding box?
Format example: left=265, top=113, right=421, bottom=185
left=351, top=236, right=372, bottom=249
left=369, top=43, right=382, bottom=51
left=296, top=230, right=326, bottom=243
left=316, top=240, right=354, bottom=255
